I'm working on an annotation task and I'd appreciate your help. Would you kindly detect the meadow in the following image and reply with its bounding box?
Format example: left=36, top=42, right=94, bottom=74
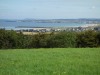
left=0, top=48, right=100, bottom=75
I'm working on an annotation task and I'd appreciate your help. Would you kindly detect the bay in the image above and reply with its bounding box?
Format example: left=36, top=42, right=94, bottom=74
left=0, top=22, right=85, bottom=30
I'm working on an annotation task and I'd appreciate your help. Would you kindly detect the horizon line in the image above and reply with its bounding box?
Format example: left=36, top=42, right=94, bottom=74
left=0, top=18, right=100, bottom=20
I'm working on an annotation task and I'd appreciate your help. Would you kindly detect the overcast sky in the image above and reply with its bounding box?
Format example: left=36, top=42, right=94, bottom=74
left=0, top=0, right=100, bottom=19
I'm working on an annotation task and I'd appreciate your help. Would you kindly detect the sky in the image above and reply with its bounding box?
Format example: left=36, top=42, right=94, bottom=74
left=0, top=0, right=100, bottom=19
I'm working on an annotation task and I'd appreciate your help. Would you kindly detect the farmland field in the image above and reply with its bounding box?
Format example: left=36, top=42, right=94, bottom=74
left=0, top=48, right=100, bottom=75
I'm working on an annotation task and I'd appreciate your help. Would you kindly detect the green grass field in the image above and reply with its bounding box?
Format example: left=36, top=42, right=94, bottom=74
left=0, top=48, right=100, bottom=75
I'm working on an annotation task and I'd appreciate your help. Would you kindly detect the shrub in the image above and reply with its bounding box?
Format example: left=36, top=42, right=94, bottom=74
left=76, top=30, right=98, bottom=47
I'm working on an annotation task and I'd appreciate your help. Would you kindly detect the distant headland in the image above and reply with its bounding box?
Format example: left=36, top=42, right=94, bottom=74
left=0, top=18, right=100, bottom=24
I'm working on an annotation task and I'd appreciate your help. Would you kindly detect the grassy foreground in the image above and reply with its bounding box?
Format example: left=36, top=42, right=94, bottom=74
left=0, top=48, right=100, bottom=75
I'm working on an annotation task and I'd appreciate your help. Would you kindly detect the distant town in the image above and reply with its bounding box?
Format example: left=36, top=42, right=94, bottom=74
left=14, top=24, right=100, bottom=35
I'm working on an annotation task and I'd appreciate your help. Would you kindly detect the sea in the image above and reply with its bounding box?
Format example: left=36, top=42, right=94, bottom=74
left=0, top=21, right=85, bottom=30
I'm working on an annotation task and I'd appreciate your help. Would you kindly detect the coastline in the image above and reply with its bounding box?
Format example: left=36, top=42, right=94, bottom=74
left=81, top=24, right=99, bottom=27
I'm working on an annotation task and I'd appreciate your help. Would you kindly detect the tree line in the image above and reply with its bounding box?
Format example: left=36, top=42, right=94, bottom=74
left=0, top=29, right=100, bottom=49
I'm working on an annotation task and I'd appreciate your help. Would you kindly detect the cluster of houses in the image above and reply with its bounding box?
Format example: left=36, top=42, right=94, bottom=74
left=15, top=25, right=100, bottom=34
left=15, top=27, right=51, bottom=33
